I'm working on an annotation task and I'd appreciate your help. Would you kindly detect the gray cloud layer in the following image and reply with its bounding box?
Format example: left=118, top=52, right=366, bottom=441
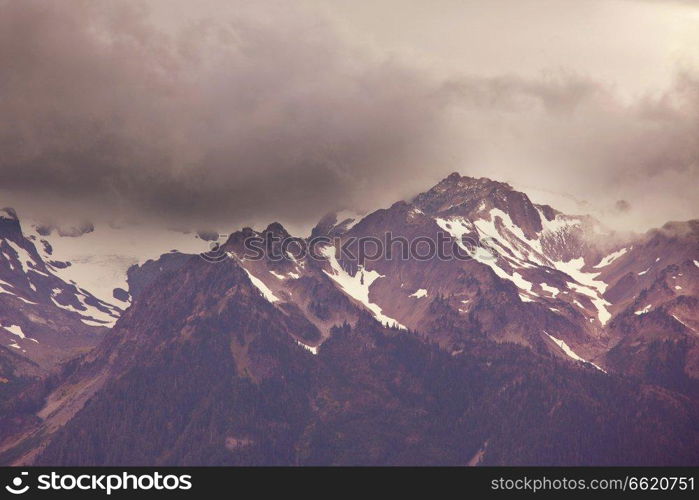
left=441, top=71, right=699, bottom=228
left=0, top=0, right=697, bottom=232
left=0, top=0, right=449, bottom=228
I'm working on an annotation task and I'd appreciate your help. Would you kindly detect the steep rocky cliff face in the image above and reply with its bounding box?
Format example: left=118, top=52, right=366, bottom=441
left=0, top=208, right=110, bottom=371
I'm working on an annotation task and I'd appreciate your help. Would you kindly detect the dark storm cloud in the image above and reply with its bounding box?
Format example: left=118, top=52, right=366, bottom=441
left=0, top=0, right=449, bottom=227
left=0, top=0, right=697, bottom=232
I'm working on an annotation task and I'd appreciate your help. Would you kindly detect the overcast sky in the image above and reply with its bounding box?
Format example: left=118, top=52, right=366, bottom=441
left=1, top=0, right=697, bottom=234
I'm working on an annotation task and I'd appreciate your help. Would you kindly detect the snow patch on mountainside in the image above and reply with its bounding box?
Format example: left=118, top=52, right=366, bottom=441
left=2, top=324, right=26, bottom=339
left=0, top=279, right=20, bottom=298
left=296, top=339, right=318, bottom=355
left=540, top=282, right=560, bottom=298
left=635, top=304, right=652, bottom=315
left=321, top=246, right=406, bottom=329
left=269, top=269, right=301, bottom=280
left=5, top=240, right=40, bottom=275
left=49, top=288, right=118, bottom=326
left=243, top=268, right=279, bottom=303
left=672, top=314, right=694, bottom=332
left=436, top=215, right=538, bottom=298
left=594, top=248, right=628, bottom=268
left=553, top=258, right=607, bottom=294
left=437, top=211, right=614, bottom=324
left=435, top=217, right=473, bottom=243
left=568, top=282, right=611, bottom=324
left=543, top=331, right=606, bottom=372
left=473, top=209, right=546, bottom=265
left=409, top=289, right=428, bottom=298
left=552, top=257, right=610, bottom=324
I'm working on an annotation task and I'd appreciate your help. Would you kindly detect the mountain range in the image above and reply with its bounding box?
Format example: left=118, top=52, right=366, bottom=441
left=1, top=173, right=697, bottom=465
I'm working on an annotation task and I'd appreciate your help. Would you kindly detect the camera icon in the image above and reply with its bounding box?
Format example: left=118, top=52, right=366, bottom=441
left=5, top=471, right=29, bottom=494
